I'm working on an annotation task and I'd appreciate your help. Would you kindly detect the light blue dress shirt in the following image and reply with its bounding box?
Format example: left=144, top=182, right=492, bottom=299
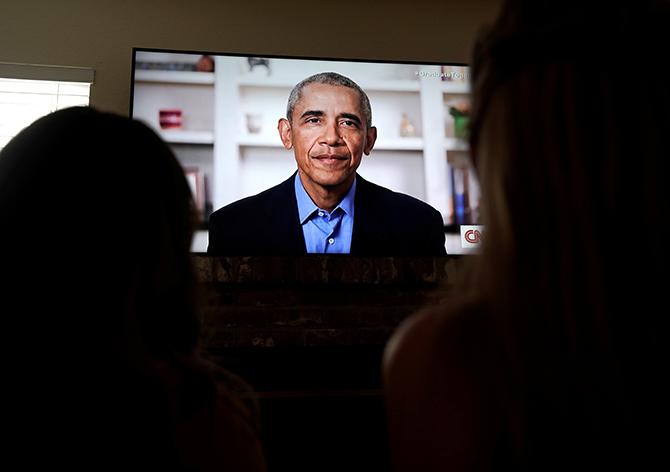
left=294, top=174, right=356, bottom=254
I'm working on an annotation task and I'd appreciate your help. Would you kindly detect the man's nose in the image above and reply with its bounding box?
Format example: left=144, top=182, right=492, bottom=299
left=319, top=122, right=343, bottom=146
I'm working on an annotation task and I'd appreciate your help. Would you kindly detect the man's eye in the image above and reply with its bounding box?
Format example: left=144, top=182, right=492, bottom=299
left=341, top=120, right=357, bottom=127
left=306, top=117, right=320, bottom=124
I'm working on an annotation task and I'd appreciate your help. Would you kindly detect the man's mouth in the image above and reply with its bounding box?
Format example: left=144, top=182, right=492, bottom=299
left=312, top=154, right=349, bottom=164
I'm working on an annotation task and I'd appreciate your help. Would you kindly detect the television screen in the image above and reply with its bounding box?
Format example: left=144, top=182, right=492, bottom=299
left=129, top=48, right=482, bottom=255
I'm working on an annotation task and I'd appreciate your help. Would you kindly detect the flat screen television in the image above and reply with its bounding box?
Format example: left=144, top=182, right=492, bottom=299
left=129, top=47, right=482, bottom=254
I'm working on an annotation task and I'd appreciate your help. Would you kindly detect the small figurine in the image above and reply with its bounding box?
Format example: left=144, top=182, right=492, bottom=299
left=196, top=55, right=215, bottom=72
left=247, top=57, right=271, bottom=75
left=449, top=101, right=471, bottom=140
left=245, top=113, right=263, bottom=134
left=399, top=113, right=417, bottom=137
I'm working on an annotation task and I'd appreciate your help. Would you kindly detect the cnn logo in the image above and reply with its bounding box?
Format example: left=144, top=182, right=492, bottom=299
left=460, top=225, right=484, bottom=248
left=465, top=229, right=481, bottom=243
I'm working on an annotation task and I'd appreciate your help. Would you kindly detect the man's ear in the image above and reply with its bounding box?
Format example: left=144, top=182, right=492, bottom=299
left=278, top=118, right=293, bottom=150
left=364, top=126, right=377, bottom=155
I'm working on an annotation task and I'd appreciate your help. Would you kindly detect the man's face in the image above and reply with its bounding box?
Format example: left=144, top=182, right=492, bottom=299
left=278, top=83, right=377, bottom=194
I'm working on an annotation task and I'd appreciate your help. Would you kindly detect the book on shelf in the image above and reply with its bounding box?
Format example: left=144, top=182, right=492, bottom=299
left=184, top=167, right=209, bottom=224
left=448, top=150, right=474, bottom=226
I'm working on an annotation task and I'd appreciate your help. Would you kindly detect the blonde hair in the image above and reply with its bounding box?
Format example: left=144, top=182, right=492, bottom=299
left=444, top=1, right=669, bottom=465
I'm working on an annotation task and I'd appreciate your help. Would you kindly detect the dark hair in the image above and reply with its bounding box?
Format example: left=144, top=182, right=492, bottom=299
left=458, top=0, right=668, bottom=466
left=0, top=107, right=209, bottom=468
left=0, top=106, right=199, bottom=357
left=468, top=0, right=669, bottom=305
left=286, top=72, right=373, bottom=127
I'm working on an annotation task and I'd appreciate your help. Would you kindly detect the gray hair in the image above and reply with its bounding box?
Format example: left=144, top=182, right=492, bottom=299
left=286, top=72, right=372, bottom=128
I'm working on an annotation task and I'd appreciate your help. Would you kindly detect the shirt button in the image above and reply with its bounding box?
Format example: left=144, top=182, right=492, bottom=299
left=328, top=238, right=335, bottom=245
left=318, top=211, right=324, bottom=217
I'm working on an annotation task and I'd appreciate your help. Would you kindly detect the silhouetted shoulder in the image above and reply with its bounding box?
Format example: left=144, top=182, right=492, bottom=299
left=384, top=297, right=508, bottom=470
left=384, top=296, right=496, bottom=386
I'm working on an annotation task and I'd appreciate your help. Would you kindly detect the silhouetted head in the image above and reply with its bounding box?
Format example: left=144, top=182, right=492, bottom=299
left=0, top=106, right=208, bottom=467
left=0, top=105, right=200, bottom=369
left=467, top=0, right=670, bottom=303
left=443, top=2, right=670, bottom=468
left=1, top=106, right=265, bottom=470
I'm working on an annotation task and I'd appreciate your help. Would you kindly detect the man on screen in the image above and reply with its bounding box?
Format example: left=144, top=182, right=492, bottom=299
left=207, top=72, right=446, bottom=256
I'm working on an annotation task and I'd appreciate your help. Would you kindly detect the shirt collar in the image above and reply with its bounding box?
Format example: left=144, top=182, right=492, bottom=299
left=294, top=173, right=357, bottom=224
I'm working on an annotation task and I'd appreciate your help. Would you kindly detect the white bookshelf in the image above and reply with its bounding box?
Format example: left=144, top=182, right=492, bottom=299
left=132, top=53, right=478, bottom=239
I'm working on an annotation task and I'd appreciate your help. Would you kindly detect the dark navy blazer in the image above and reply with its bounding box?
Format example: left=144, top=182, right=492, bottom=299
left=207, top=173, right=446, bottom=256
